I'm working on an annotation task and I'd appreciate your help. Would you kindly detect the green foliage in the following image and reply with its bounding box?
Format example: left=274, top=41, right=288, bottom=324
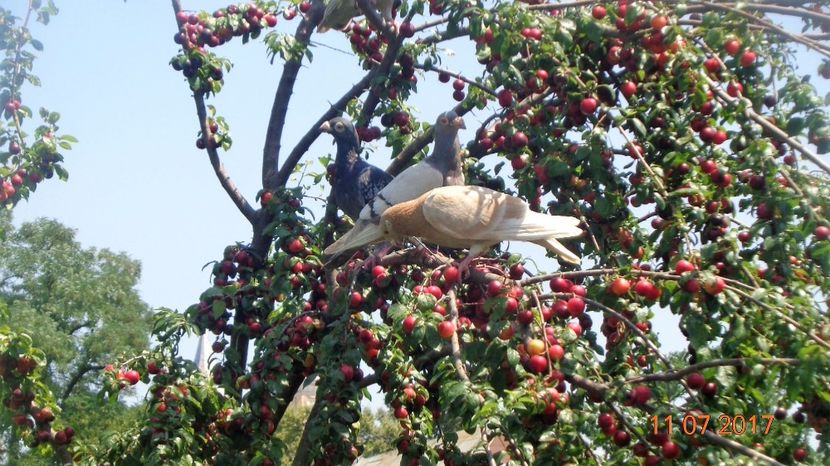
left=0, top=2, right=73, bottom=207
left=0, top=211, right=153, bottom=464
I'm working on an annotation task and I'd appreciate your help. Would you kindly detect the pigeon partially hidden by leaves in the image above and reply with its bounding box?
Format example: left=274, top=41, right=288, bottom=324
left=321, top=117, right=392, bottom=219
left=377, top=185, right=583, bottom=269
left=324, top=110, right=466, bottom=256
left=317, top=0, right=394, bottom=33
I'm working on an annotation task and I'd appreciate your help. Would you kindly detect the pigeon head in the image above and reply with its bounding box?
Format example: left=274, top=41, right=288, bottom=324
left=434, top=110, right=466, bottom=139
left=320, top=117, right=359, bottom=149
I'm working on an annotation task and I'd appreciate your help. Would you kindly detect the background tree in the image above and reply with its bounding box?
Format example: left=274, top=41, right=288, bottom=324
left=0, top=211, right=153, bottom=464
left=10, top=0, right=830, bottom=465
left=0, top=2, right=91, bottom=465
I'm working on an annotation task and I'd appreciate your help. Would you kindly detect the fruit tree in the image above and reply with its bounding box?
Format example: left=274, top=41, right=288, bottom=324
left=10, top=0, right=830, bottom=465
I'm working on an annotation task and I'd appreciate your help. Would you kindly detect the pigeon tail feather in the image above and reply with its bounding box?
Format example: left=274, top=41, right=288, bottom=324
left=324, top=221, right=384, bottom=256
left=533, top=237, right=581, bottom=265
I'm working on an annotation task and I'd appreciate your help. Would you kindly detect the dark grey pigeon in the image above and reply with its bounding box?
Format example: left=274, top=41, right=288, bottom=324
left=324, top=110, right=466, bottom=256
left=320, top=117, right=393, bottom=219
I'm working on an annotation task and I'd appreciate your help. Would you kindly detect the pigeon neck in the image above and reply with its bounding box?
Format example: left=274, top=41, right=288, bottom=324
left=427, top=134, right=462, bottom=172
left=336, top=145, right=361, bottom=167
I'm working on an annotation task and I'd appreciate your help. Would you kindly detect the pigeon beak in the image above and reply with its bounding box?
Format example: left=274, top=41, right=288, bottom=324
left=319, top=121, right=332, bottom=133
left=453, top=116, right=466, bottom=129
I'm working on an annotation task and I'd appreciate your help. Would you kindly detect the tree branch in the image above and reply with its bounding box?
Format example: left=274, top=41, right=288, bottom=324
left=264, top=0, right=325, bottom=190
left=356, top=0, right=394, bottom=41
left=446, top=289, right=470, bottom=383
left=275, top=70, right=377, bottom=187
left=290, top=387, right=324, bottom=466
left=60, top=363, right=104, bottom=404
left=357, top=9, right=418, bottom=126
left=170, top=0, right=257, bottom=225
left=625, top=358, right=799, bottom=384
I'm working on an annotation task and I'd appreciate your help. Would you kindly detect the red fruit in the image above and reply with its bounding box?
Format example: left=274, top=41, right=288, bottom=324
left=497, top=89, right=514, bottom=107
left=349, top=291, right=363, bottom=308
left=712, top=130, right=728, bottom=145
left=123, top=369, right=141, bottom=385
left=399, top=21, right=416, bottom=38
left=740, top=50, right=757, bottom=67
left=394, top=405, right=409, bottom=419
left=527, top=354, right=548, bottom=373
left=287, top=238, right=304, bottom=254
left=699, top=159, right=717, bottom=174
left=579, top=97, right=598, bottom=115
left=687, top=372, right=706, bottom=389
left=511, top=131, right=529, bottom=148
left=634, top=279, right=656, bottom=298
left=700, top=126, right=716, bottom=143
left=701, top=382, right=718, bottom=398
left=598, top=412, right=615, bottom=430
left=443, top=266, right=460, bottom=283
left=452, top=79, right=465, bottom=91
left=299, top=1, right=311, bottom=13
left=793, top=448, right=808, bottom=462
left=650, top=15, right=667, bottom=30
left=549, top=277, right=573, bottom=292
left=535, top=69, right=549, bottom=81
left=567, top=297, right=586, bottom=317
left=738, top=231, right=751, bottom=243
left=504, top=297, right=519, bottom=314
left=437, top=321, right=456, bottom=339
left=724, top=39, right=741, bottom=56
left=592, top=5, right=607, bottom=19
left=370, top=266, right=386, bottom=279
left=815, top=226, right=830, bottom=240
left=614, top=430, right=631, bottom=447
left=704, top=57, right=721, bottom=73
left=610, top=277, right=631, bottom=296
left=486, top=280, right=503, bottom=297
left=510, top=264, right=525, bottom=280
left=548, top=344, right=565, bottom=361
left=340, top=364, right=355, bottom=382
left=662, top=441, right=681, bottom=459
left=264, top=14, right=277, bottom=27
left=726, top=81, right=743, bottom=97
left=757, top=202, right=773, bottom=220
left=571, top=285, right=587, bottom=297
left=630, top=385, right=652, bottom=405
left=511, top=154, right=528, bottom=170
left=620, top=81, right=637, bottom=98
left=674, top=260, right=695, bottom=274
left=402, top=315, right=417, bottom=334
left=702, top=276, right=725, bottom=295
left=567, top=321, right=583, bottom=337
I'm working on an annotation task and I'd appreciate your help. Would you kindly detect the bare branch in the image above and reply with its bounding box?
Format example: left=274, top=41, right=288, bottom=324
left=275, top=70, right=377, bottom=186
left=625, top=358, right=799, bottom=384
left=447, top=289, right=470, bottom=383
left=171, top=0, right=257, bottom=225
left=263, top=0, right=326, bottom=190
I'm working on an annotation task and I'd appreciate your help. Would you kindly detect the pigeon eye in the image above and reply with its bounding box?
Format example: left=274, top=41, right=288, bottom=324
left=335, top=122, right=345, bottom=131
left=439, top=117, right=449, bottom=125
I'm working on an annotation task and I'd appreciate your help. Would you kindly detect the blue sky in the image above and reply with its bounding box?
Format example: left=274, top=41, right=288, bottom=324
left=8, top=1, right=830, bottom=367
